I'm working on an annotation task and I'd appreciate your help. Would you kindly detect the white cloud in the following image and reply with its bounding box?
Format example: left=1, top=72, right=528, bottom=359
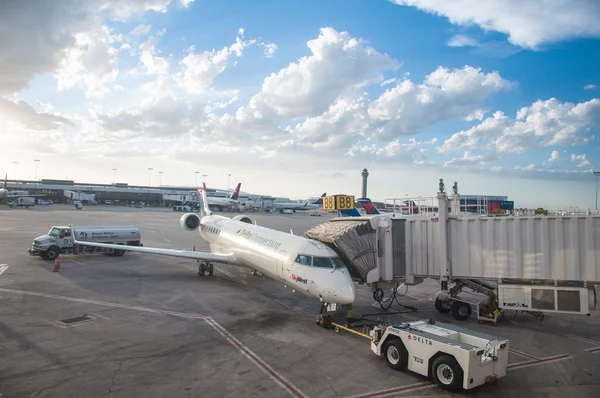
left=380, top=78, right=397, bottom=86
left=549, top=150, right=560, bottom=162
left=259, top=42, right=278, bottom=58
left=447, top=34, right=479, bottom=47
left=131, top=24, right=152, bottom=36
left=584, top=84, right=596, bottom=90
left=176, top=31, right=256, bottom=94
left=238, top=28, right=245, bottom=37
left=390, top=0, right=600, bottom=49
left=236, top=27, right=399, bottom=123
left=180, top=0, right=194, bottom=7
left=571, top=153, right=586, bottom=161
left=139, top=36, right=169, bottom=75
left=440, top=98, right=600, bottom=153
left=157, top=28, right=167, bottom=37
left=54, top=25, right=120, bottom=98
left=443, top=151, right=498, bottom=167
left=578, top=160, right=591, bottom=168
left=0, top=98, right=71, bottom=130
left=368, top=66, right=512, bottom=140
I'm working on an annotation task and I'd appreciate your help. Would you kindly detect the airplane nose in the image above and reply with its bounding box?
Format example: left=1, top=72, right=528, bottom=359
left=334, top=283, right=355, bottom=304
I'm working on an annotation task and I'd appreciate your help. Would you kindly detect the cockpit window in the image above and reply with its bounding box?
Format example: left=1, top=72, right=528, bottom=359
left=312, top=257, right=333, bottom=268
left=331, top=256, right=346, bottom=269
left=295, top=255, right=312, bottom=266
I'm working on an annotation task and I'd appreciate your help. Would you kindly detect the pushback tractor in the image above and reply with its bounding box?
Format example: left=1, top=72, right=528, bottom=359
left=370, top=319, right=508, bottom=391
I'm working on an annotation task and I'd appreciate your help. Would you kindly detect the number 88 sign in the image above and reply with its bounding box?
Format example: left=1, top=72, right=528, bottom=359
left=335, top=195, right=355, bottom=210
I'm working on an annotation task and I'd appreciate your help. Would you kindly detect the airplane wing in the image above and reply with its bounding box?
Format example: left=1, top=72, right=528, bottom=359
left=72, top=238, right=237, bottom=264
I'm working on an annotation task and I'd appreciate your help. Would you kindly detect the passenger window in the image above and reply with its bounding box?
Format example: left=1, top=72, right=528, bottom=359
left=313, top=257, right=333, bottom=268
left=295, top=255, right=312, bottom=266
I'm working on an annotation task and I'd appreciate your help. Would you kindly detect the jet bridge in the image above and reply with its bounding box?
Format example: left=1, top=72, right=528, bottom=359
left=307, top=179, right=600, bottom=320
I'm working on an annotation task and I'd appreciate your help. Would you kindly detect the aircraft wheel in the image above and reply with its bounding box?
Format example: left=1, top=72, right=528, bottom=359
left=207, top=263, right=214, bottom=276
left=198, top=262, right=207, bottom=276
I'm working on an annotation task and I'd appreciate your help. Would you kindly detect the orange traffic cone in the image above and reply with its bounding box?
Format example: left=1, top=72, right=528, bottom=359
left=53, top=259, right=60, bottom=272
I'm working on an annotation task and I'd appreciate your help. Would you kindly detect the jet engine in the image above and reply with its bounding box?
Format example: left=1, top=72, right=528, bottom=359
left=180, top=213, right=201, bottom=231
left=232, top=215, right=253, bottom=224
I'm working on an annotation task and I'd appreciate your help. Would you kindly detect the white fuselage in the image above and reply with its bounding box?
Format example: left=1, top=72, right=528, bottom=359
left=271, top=201, right=320, bottom=211
left=207, top=197, right=238, bottom=209
left=198, top=214, right=355, bottom=304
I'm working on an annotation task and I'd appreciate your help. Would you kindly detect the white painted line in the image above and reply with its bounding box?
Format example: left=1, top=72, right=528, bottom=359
left=585, top=347, right=600, bottom=353
left=507, top=354, right=572, bottom=370
left=0, top=264, right=8, bottom=276
left=163, top=238, right=171, bottom=243
left=509, top=348, right=540, bottom=360
left=205, top=318, right=308, bottom=398
left=0, top=287, right=306, bottom=397
left=567, top=334, right=600, bottom=346
left=216, top=268, right=236, bottom=278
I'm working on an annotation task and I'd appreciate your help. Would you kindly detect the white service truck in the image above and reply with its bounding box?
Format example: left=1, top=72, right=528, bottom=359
left=8, top=197, right=35, bottom=208
left=370, top=320, right=508, bottom=391
left=28, top=225, right=141, bottom=261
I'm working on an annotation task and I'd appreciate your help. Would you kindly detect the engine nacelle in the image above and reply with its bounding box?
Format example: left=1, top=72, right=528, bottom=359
left=232, top=215, right=253, bottom=224
left=180, top=213, right=201, bottom=231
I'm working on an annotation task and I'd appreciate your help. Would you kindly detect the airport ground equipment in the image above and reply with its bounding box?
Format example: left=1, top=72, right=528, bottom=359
left=28, top=225, right=141, bottom=261
left=370, top=319, right=508, bottom=391
left=8, top=197, right=35, bottom=208
left=306, top=179, right=600, bottom=320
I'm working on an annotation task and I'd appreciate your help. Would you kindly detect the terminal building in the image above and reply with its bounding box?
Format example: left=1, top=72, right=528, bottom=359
left=2, top=179, right=279, bottom=208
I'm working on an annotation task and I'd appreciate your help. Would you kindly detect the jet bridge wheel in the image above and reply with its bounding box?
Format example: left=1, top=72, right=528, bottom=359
left=451, top=301, right=472, bottom=321
left=431, top=355, right=463, bottom=391
left=207, top=263, right=214, bottom=276
left=383, top=338, right=408, bottom=371
left=434, top=297, right=451, bottom=314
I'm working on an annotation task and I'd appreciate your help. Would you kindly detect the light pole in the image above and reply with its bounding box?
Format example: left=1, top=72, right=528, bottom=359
left=12, top=161, right=18, bottom=180
left=158, top=171, right=163, bottom=186
left=34, top=159, right=40, bottom=192
left=194, top=171, right=199, bottom=187
left=202, top=174, right=208, bottom=188
left=112, top=168, right=117, bottom=184
left=594, top=171, right=600, bottom=213
left=228, top=173, right=231, bottom=195
left=148, top=168, right=153, bottom=186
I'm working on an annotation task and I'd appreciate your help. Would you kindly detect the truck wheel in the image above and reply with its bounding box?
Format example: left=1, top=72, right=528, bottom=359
left=434, top=297, right=451, bottom=314
left=432, top=355, right=463, bottom=391
left=451, top=301, right=472, bottom=321
left=113, top=244, right=125, bottom=257
left=383, top=339, right=408, bottom=371
left=45, top=247, right=59, bottom=261
left=207, top=263, right=214, bottom=276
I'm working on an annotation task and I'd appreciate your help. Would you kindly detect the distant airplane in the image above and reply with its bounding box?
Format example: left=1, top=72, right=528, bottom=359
left=74, top=183, right=355, bottom=308
left=339, top=197, right=381, bottom=217
left=0, top=174, right=46, bottom=202
left=271, top=193, right=326, bottom=212
left=206, top=182, right=242, bottom=211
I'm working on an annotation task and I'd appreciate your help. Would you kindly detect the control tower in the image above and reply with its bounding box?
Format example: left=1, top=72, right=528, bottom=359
left=361, top=168, right=369, bottom=198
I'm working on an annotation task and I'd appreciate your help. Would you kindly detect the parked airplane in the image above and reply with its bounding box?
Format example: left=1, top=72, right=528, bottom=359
left=271, top=193, right=326, bottom=212
left=74, top=183, right=355, bottom=307
left=0, top=174, right=46, bottom=202
left=207, top=182, right=242, bottom=211
left=340, top=197, right=381, bottom=217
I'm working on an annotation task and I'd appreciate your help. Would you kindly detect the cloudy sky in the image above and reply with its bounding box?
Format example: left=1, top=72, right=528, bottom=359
left=1, top=0, right=599, bottom=209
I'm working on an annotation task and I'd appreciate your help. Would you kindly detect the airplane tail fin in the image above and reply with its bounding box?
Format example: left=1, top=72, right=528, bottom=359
left=311, top=193, right=327, bottom=205
left=230, top=183, right=241, bottom=200
left=339, top=208, right=362, bottom=217
left=198, top=182, right=213, bottom=217
left=357, top=198, right=380, bottom=214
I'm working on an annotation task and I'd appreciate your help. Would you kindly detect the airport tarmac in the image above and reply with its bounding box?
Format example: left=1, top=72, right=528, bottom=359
left=0, top=205, right=599, bottom=398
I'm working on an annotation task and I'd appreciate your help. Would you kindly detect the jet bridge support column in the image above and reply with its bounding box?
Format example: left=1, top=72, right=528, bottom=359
left=437, top=179, right=450, bottom=284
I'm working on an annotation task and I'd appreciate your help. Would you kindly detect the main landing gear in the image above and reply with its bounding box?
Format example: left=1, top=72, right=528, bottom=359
left=197, top=262, right=214, bottom=276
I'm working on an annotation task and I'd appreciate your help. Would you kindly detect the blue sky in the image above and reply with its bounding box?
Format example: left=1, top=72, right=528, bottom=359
left=1, top=0, right=599, bottom=210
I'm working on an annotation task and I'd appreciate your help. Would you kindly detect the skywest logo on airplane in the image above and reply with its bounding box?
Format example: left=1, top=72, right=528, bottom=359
left=236, top=229, right=282, bottom=251
left=72, top=182, right=355, bottom=308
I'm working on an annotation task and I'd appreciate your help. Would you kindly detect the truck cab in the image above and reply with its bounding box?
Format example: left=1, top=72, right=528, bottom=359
left=29, top=226, right=73, bottom=260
